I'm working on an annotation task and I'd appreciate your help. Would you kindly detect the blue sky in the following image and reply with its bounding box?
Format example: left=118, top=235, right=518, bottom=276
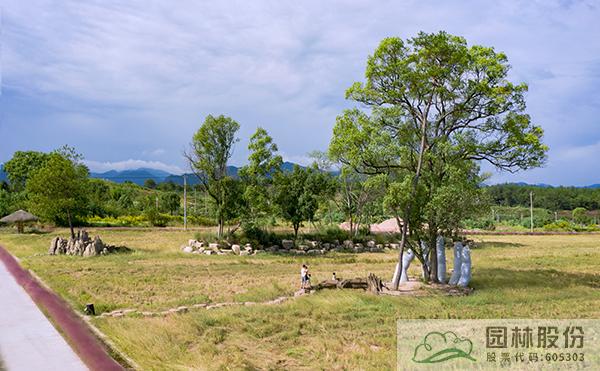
left=1, top=0, right=599, bottom=185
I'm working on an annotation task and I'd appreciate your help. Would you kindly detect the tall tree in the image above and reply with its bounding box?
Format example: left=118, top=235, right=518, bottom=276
left=186, top=114, right=240, bottom=238
left=329, top=32, right=547, bottom=289
left=26, top=153, right=89, bottom=238
left=238, top=127, right=283, bottom=225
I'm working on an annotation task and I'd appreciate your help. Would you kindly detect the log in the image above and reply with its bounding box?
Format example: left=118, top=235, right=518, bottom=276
left=337, top=278, right=368, bottom=289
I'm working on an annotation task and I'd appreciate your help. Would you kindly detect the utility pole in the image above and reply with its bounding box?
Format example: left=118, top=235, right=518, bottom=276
left=183, top=175, right=187, bottom=231
left=529, top=191, right=534, bottom=232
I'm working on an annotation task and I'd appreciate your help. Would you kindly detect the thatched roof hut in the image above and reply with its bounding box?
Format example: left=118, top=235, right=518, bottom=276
left=0, top=210, right=39, bottom=233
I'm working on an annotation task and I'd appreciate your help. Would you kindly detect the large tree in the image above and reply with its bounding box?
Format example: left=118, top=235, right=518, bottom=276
left=26, top=153, right=89, bottom=238
left=186, top=114, right=240, bottom=238
left=329, top=32, right=547, bottom=289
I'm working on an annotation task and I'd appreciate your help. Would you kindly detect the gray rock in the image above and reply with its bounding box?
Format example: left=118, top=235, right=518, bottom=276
left=281, top=240, right=294, bottom=249
left=367, top=240, right=376, bottom=248
left=240, top=251, right=250, bottom=256
left=188, top=239, right=198, bottom=246
left=231, top=244, right=241, bottom=255
left=209, top=243, right=221, bottom=251
left=182, top=246, right=194, bottom=253
left=192, top=241, right=204, bottom=249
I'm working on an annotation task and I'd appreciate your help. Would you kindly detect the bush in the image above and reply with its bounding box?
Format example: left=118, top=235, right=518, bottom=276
left=543, top=220, right=599, bottom=232
left=238, top=224, right=281, bottom=247
left=87, top=215, right=147, bottom=227
left=144, top=209, right=169, bottom=227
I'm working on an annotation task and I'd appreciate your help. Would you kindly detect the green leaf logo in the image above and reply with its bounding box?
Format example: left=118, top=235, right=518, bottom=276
left=412, top=331, right=476, bottom=363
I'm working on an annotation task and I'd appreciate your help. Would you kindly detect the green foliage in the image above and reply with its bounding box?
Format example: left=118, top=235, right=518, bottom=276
left=26, top=153, right=89, bottom=235
left=273, top=165, right=335, bottom=238
left=239, top=127, right=283, bottom=225
left=144, top=208, right=169, bottom=227
left=543, top=220, right=599, bottom=232
left=572, top=207, right=588, bottom=225
left=160, top=192, right=181, bottom=215
left=487, top=183, right=600, bottom=210
left=187, top=114, right=241, bottom=237
left=144, top=179, right=157, bottom=189
left=3, top=151, right=51, bottom=190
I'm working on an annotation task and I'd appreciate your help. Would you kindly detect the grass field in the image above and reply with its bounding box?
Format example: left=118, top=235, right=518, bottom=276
left=1, top=228, right=599, bottom=370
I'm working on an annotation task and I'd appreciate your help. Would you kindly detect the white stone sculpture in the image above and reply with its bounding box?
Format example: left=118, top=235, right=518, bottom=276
left=436, top=235, right=446, bottom=283
left=448, top=241, right=463, bottom=285
left=400, top=249, right=415, bottom=283
left=457, top=243, right=472, bottom=287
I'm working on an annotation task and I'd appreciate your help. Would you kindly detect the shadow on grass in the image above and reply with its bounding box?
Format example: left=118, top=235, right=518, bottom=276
left=473, top=267, right=600, bottom=290
left=475, top=241, right=525, bottom=249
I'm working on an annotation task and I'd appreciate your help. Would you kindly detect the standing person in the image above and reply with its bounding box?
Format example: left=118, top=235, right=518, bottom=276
left=301, top=264, right=310, bottom=288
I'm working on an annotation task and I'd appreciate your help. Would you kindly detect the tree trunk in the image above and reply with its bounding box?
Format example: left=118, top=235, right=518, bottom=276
left=217, top=216, right=224, bottom=239
left=391, top=117, right=429, bottom=290
left=67, top=210, right=75, bottom=239
left=428, top=232, right=439, bottom=283
left=367, top=273, right=383, bottom=294
left=391, top=218, right=408, bottom=290
left=293, top=223, right=300, bottom=239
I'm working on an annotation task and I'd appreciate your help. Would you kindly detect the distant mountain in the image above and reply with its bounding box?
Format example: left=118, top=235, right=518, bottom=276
left=583, top=184, right=600, bottom=189
left=163, top=162, right=304, bottom=185
left=90, top=168, right=171, bottom=186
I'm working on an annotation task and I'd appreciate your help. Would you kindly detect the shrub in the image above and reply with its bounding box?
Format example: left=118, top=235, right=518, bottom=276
left=144, top=209, right=169, bottom=227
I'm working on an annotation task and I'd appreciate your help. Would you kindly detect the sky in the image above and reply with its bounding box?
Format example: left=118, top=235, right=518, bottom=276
left=1, top=0, right=599, bottom=185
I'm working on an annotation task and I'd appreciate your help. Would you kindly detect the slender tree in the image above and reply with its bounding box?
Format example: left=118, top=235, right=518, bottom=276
left=238, top=127, right=283, bottom=225
left=186, top=114, right=240, bottom=238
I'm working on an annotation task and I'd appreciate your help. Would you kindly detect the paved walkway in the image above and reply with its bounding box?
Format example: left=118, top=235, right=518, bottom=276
left=0, top=260, right=87, bottom=371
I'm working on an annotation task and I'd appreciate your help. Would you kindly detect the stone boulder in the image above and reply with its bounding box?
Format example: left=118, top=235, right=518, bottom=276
left=231, top=244, right=241, bottom=255
left=281, top=240, right=294, bottom=249
left=49, top=231, right=124, bottom=257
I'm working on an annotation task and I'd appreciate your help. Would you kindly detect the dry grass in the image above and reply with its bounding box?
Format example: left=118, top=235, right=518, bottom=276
left=1, top=228, right=599, bottom=369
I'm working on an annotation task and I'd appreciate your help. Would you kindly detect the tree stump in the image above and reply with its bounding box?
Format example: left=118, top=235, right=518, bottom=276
left=367, top=273, right=383, bottom=294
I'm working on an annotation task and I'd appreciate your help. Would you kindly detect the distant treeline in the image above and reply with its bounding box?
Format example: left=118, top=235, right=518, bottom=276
left=487, top=183, right=600, bottom=210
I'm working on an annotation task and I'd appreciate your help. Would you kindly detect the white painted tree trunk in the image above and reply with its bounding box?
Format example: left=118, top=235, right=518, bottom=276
left=400, top=249, right=415, bottom=283
left=457, top=243, right=472, bottom=287
left=436, top=235, right=446, bottom=283
left=448, top=241, right=463, bottom=285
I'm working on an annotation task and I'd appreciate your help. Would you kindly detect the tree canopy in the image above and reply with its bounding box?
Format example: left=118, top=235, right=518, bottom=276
left=26, top=153, right=89, bottom=238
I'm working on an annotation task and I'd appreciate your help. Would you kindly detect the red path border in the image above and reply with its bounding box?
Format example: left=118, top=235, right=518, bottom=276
left=0, top=245, right=123, bottom=371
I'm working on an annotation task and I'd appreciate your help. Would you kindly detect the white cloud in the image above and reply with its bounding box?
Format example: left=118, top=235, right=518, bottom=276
left=84, top=159, right=184, bottom=174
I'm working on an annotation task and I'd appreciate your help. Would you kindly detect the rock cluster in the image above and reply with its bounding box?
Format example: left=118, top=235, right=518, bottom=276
left=180, top=239, right=255, bottom=255
left=181, top=238, right=394, bottom=256
left=48, top=230, right=123, bottom=257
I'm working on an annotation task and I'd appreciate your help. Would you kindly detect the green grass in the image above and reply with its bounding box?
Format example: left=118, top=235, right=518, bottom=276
left=1, top=228, right=599, bottom=369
